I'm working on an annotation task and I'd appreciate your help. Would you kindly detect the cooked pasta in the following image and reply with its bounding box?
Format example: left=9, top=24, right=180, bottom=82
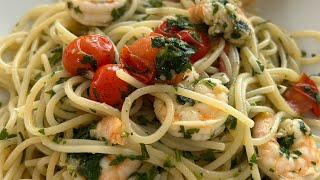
left=0, top=0, right=320, bottom=180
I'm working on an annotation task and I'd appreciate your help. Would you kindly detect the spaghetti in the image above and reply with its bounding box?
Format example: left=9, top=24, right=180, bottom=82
left=0, top=0, right=320, bottom=179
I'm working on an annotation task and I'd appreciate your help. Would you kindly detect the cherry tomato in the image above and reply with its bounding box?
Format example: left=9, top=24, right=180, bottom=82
left=63, top=34, right=115, bottom=76
left=120, top=33, right=161, bottom=85
left=89, top=64, right=134, bottom=109
left=154, top=20, right=182, bottom=38
left=282, top=73, right=320, bottom=117
left=176, top=30, right=211, bottom=63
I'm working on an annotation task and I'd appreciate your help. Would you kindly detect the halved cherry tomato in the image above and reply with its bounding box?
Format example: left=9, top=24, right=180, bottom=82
left=154, top=20, right=182, bottom=38
left=176, top=30, right=211, bottom=63
left=89, top=64, right=134, bottom=109
left=283, top=73, right=320, bottom=117
left=63, top=34, right=115, bottom=76
left=120, top=33, right=161, bottom=85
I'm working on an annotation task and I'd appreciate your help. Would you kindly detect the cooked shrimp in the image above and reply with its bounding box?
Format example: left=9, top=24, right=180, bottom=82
left=66, top=0, right=128, bottom=26
left=99, top=155, right=141, bottom=180
left=253, top=112, right=320, bottom=180
left=154, top=70, right=229, bottom=141
left=189, top=0, right=254, bottom=45
left=90, top=116, right=128, bottom=145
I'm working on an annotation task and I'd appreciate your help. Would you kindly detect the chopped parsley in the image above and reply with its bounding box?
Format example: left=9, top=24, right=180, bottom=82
left=38, top=128, right=45, bottom=135
left=301, top=50, right=307, bottom=57
left=110, top=144, right=150, bottom=165
left=190, top=31, right=202, bottom=43
left=0, top=128, right=17, bottom=140
left=112, top=5, right=127, bottom=21
left=201, top=149, right=215, bottom=161
left=227, top=10, right=250, bottom=40
left=248, top=154, right=258, bottom=170
left=34, top=72, right=42, bottom=80
left=73, top=122, right=97, bottom=140
left=68, top=153, right=104, bottom=180
left=151, top=36, right=194, bottom=80
left=194, top=172, right=203, bottom=180
left=74, top=6, right=82, bottom=14
left=277, top=134, right=295, bottom=159
left=175, top=149, right=182, bottom=162
left=56, top=77, right=68, bottom=84
left=292, top=150, right=302, bottom=156
left=165, top=15, right=193, bottom=32
left=92, top=88, right=99, bottom=100
left=45, top=90, right=56, bottom=98
left=53, top=132, right=64, bottom=144
left=299, top=120, right=310, bottom=135
left=269, top=168, right=275, bottom=172
left=130, top=166, right=160, bottom=180
left=148, top=0, right=163, bottom=7
left=256, top=60, right=265, bottom=72
left=176, top=95, right=195, bottom=106
left=89, top=108, right=96, bottom=113
left=225, top=115, right=237, bottom=129
left=49, top=46, right=63, bottom=66
left=76, top=68, right=87, bottom=75
left=163, top=157, right=175, bottom=170
left=80, top=54, right=97, bottom=70
left=121, top=132, right=130, bottom=137
left=179, top=126, right=200, bottom=139
left=312, top=161, right=317, bottom=166
left=183, top=151, right=200, bottom=161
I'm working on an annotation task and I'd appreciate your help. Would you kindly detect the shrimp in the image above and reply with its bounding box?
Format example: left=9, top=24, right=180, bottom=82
left=154, top=69, right=229, bottom=141
left=99, top=155, right=141, bottom=180
left=91, top=116, right=141, bottom=179
left=66, top=0, right=128, bottom=26
left=253, top=112, right=320, bottom=180
left=90, top=116, right=128, bottom=145
left=188, top=0, right=254, bottom=45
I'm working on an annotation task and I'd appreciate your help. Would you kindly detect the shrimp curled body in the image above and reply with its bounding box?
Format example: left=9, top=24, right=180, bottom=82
left=253, top=113, right=320, bottom=180
left=66, top=0, right=128, bottom=26
left=154, top=69, right=229, bottom=141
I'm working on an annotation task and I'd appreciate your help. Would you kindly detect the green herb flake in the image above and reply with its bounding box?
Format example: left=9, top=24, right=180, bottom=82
left=278, top=134, right=295, bottom=159
left=0, top=128, right=17, bottom=140
left=312, top=161, right=317, bottom=166
left=201, top=150, right=215, bottom=161
left=175, top=149, right=182, bottom=162
left=56, top=77, right=68, bottom=84
left=316, top=93, right=320, bottom=104
left=301, top=50, right=307, bottom=57
left=92, top=88, right=99, bottom=100
left=190, top=31, right=202, bottom=43
left=112, top=5, right=127, bottom=21
left=49, top=46, right=63, bottom=66
left=179, top=126, right=200, bottom=139
left=53, top=132, right=64, bottom=144
left=34, top=73, right=42, bottom=80
left=256, top=60, right=265, bottom=72
left=148, top=0, right=163, bottom=7
left=176, top=95, right=195, bottom=106
left=152, top=36, right=194, bottom=80
left=110, top=154, right=127, bottom=166
left=293, top=150, right=302, bottom=156
left=249, top=154, right=258, bottom=170
left=163, top=157, right=175, bottom=170
left=89, top=108, right=96, bottom=113
left=73, top=122, right=97, bottom=140
left=166, top=15, right=193, bottom=32
left=38, top=128, right=45, bottom=135
left=225, top=115, right=237, bottom=129
left=299, top=120, right=309, bottom=135
left=77, top=68, right=87, bottom=75
left=74, top=6, right=82, bottom=14
left=130, top=166, right=159, bottom=180
left=81, top=54, right=97, bottom=70
left=45, top=90, right=56, bottom=98
left=183, top=151, right=200, bottom=161
left=269, top=168, right=275, bottom=172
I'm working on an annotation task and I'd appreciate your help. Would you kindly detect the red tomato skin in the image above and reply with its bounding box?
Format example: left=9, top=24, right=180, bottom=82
left=89, top=64, right=131, bottom=109
left=120, top=33, right=162, bottom=85
left=154, top=20, right=182, bottom=38
left=63, top=34, right=115, bottom=76
left=283, top=73, right=320, bottom=117
left=176, top=30, right=211, bottom=63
